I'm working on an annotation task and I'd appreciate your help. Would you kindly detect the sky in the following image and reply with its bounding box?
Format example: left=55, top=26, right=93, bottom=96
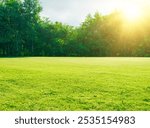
left=39, top=0, right=150, bottom=26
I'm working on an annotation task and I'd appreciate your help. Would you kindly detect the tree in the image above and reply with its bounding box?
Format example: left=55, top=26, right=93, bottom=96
left=0, top=0, right=149, bottom=57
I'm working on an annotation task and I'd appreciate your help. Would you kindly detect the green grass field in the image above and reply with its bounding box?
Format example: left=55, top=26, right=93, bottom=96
left=0, top=57, right=150, bottom=111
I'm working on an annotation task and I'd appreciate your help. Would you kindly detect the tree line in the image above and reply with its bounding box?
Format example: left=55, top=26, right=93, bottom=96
left=0, top=0, right=150, bottom=57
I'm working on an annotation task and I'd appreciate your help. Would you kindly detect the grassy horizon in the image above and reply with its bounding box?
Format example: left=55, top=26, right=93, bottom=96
left=0, top=57, right=150, bottom=110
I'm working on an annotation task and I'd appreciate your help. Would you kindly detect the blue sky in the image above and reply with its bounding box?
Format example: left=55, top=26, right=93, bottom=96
left=39, top=0, right=149, bottom=26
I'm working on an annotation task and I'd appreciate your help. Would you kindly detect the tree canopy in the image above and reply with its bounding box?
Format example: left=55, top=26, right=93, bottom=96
left=0, top=0, right=149, bottom=57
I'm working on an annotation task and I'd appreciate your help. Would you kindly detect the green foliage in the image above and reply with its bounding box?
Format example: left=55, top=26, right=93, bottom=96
left=0, top=0, right=150, bottom=56
left=0, top=57, right=150, bottom=110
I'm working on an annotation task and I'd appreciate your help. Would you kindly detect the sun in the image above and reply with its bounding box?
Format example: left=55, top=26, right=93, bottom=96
left=120, top=4, right=142, bottom=22
left=122, top=6, right=141, bottom=21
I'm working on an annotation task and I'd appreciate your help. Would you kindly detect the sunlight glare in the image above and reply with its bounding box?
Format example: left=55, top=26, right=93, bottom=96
left=121, top=4, right=141, bottom=22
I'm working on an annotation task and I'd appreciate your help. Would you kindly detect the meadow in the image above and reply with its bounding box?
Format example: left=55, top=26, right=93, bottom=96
left=0, top=57, right=150, bottom=111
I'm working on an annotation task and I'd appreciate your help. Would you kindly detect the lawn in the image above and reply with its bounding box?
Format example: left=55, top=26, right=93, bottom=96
left=0, top=57, right=150, bottom=111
